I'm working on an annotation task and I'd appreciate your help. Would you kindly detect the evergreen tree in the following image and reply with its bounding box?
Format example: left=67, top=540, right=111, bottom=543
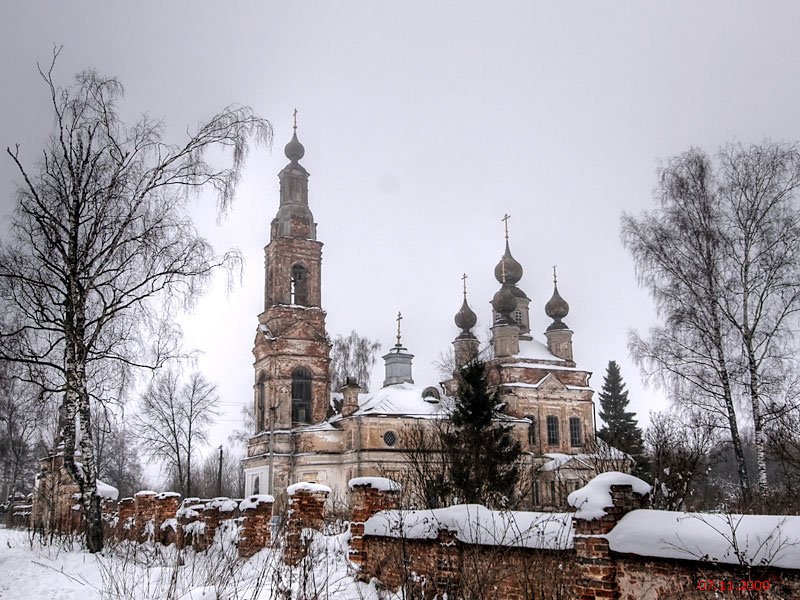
left=598, top=360, right=643, bottom=457
left=442, top=360, right=521, bottom=506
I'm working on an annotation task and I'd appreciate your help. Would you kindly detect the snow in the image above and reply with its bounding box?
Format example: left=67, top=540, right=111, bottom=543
left=355, top=382, right=449, bottom=418
left=96, top=479, right=119, bottom=501
left=0, top=526, right=394, bottom=600
left=515, top=338, right=563, bottom=362
left=155, top=491, right=181, bottom=500
left=184, top=520, right=206, bottom=536
left=205, top=497, right=239, bottom=513
left=364, top=505, right=574, bottom=550
left=568, top=472, right=651, bottom=520
left=176, top=504, right=205, bottom=519
left=177, top=587, right=218, bottom=600
left=287, top=482, right=332, bottom=496
left=607, top=510, right=800, bottom=569
left=161, top=517, right=178, bottom=531
left=348, top=476, right=402, bottom=492
left=501, top=362, right=585, bottom=372
left=540, top=453, right=591, bottom=472
left=238, top=494, right=275, bottom=510
left=134, top=489, right=157, bottom=496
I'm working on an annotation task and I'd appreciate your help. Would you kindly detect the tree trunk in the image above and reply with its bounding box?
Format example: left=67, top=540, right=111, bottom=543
left=708, top=287, right=750, bottom=501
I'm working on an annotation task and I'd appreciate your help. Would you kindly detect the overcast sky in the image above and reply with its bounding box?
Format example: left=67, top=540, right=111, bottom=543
left=3, top=2, right=800, bottom=461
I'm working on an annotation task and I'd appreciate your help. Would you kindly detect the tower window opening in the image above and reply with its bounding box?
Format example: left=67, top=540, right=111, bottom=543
left=547, top=415, right=560, bottom=446
left=256, top=372, right=268, bottom=432
left=291, top=367, right=313, bottom=424
left=290, top=264, right=308, bottom=305
left=525, top=415, right=536, bottom=446
left=513, top=310, right=523, bottom=326
left=569, top=416, right=583, bottom=447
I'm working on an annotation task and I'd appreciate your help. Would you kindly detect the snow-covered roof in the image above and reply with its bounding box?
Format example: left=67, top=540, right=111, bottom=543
left=364, top=505, right=573, bottom=550
left=294, top=421, right=339, bottom=433
left=96, top=480, right=119, bottom=501
left=501, top=362, right=586, bottom=372
left=607, top=510, right=800, bottom=570
left=515, top=338, right=563, bottom=362
left=568, top=472, right=651, bottom=520
left=353, top=382, right=450, bottom=418
left=540, top=453, right=595, bottom=472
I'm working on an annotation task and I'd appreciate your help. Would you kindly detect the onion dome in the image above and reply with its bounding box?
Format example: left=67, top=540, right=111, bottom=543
left=492, top=284, right=517, bottom=323
left=545, top=281, right=570, bottom=331
left=284, top=130, right=305, bottom=163
left=509, top=285, right=528, bottom=298
left=454, top=297, right=477, bottom=333
left=494, top=241, right=523, bottom=285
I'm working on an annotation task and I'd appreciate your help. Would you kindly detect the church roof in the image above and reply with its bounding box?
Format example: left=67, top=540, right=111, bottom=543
left=351, top=382, right=449, bottom=419
left=514, top=338, right=563, bottom=362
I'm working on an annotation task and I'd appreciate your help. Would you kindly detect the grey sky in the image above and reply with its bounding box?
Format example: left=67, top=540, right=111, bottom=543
left=3, top=2, right=800, bottom=453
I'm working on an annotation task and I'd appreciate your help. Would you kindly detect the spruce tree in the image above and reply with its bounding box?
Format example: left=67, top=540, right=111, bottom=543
left=442, top=360, right=521, bottom=506
left=598, top=360, right=643, bottom=457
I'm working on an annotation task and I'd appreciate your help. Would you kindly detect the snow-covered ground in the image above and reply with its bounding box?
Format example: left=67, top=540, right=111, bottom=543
left=0, top=526, right=392, bottom=600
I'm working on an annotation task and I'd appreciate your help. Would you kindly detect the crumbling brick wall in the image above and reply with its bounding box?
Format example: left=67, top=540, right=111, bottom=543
left=238, top=494, right=274, bottom=558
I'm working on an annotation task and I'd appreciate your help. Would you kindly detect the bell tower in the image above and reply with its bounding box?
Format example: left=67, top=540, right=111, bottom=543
left=252, top=121, right=331, bottom=434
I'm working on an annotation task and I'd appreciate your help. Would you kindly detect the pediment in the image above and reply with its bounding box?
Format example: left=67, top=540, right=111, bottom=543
left=537, top=372, right=567, bottom=392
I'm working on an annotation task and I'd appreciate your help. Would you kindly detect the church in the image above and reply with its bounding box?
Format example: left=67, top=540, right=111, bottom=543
left=242, top=126, right=621, bottom=509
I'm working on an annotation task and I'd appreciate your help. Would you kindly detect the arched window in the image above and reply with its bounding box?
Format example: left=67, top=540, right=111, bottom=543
left=546, top=415, right=560, bottom=446
left=569, top=416, right=583, bottom=447
left=256, top=372, right=267, bottom=432
left=290, top=264, right=308, bottom=305
left=524, top=415, right=536, bottom=446
left=253, top=476, right=260, bottom=495
left=291, top=367, right=313, bottom=423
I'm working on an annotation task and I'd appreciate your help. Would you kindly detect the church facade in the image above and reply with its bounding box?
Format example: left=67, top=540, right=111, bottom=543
left=242, top=128, right=621, bottom=509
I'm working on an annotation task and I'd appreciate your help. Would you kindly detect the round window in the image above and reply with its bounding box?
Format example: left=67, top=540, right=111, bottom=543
left=383, top=430, right=398, bottom=447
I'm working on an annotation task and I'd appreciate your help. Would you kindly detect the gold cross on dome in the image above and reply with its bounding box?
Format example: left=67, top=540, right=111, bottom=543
left=553, top=265, right=558, bottom=285
left=293, top=108, right=298, bottom=130
left=501, top=213, right=511, bottom=239
left=461, top=273, right=468, bottom=298
left=396, top=311, right=403, bottom=346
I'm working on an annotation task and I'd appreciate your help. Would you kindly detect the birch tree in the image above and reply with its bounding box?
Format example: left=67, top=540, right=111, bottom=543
left=0, top=53, right=270, bottom=551
left=330, top=330, right=381, bottom=392
left=622, top=142, right=800, bottom=501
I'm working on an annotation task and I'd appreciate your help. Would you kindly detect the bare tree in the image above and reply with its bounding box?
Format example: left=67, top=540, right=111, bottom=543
left=329, top=331, right=381, bottom=392
left=644, top=410, right=719, bottom=510
left=0, top=367, right=53, bottom=498
left=135, top=370, right=219, bottom=497
left=0, top=53, right=269, bottom=551
left=622, top=142, right=800, bottom=501
left=192, top=446, right=244, bottom=498
left=92, top=409, right=144, bottom=499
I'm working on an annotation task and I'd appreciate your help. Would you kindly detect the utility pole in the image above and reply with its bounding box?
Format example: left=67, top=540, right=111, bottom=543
left=217, top=445, right=223, bottom=497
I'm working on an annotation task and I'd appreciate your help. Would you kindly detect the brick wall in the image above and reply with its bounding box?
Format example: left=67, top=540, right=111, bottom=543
left=238, top=495, right=274, bottom=558
left=348, top=477, right=401, bottom=566
left=360, top=529, right=574, bottom=599
left=359, top=482, right=800, bottom=599
left=283, top=483, right=329, bottom=565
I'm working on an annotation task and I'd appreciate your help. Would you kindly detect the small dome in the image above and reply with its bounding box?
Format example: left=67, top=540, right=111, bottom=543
left=545, top=283, right=570, bottom=329
left=284, top=130, right=305, bottom=163
left=492, top=284, right=516, bottom=318
left=454, top=298, right=477, bottom=332
left=494, top=241, right=523, bottom=285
